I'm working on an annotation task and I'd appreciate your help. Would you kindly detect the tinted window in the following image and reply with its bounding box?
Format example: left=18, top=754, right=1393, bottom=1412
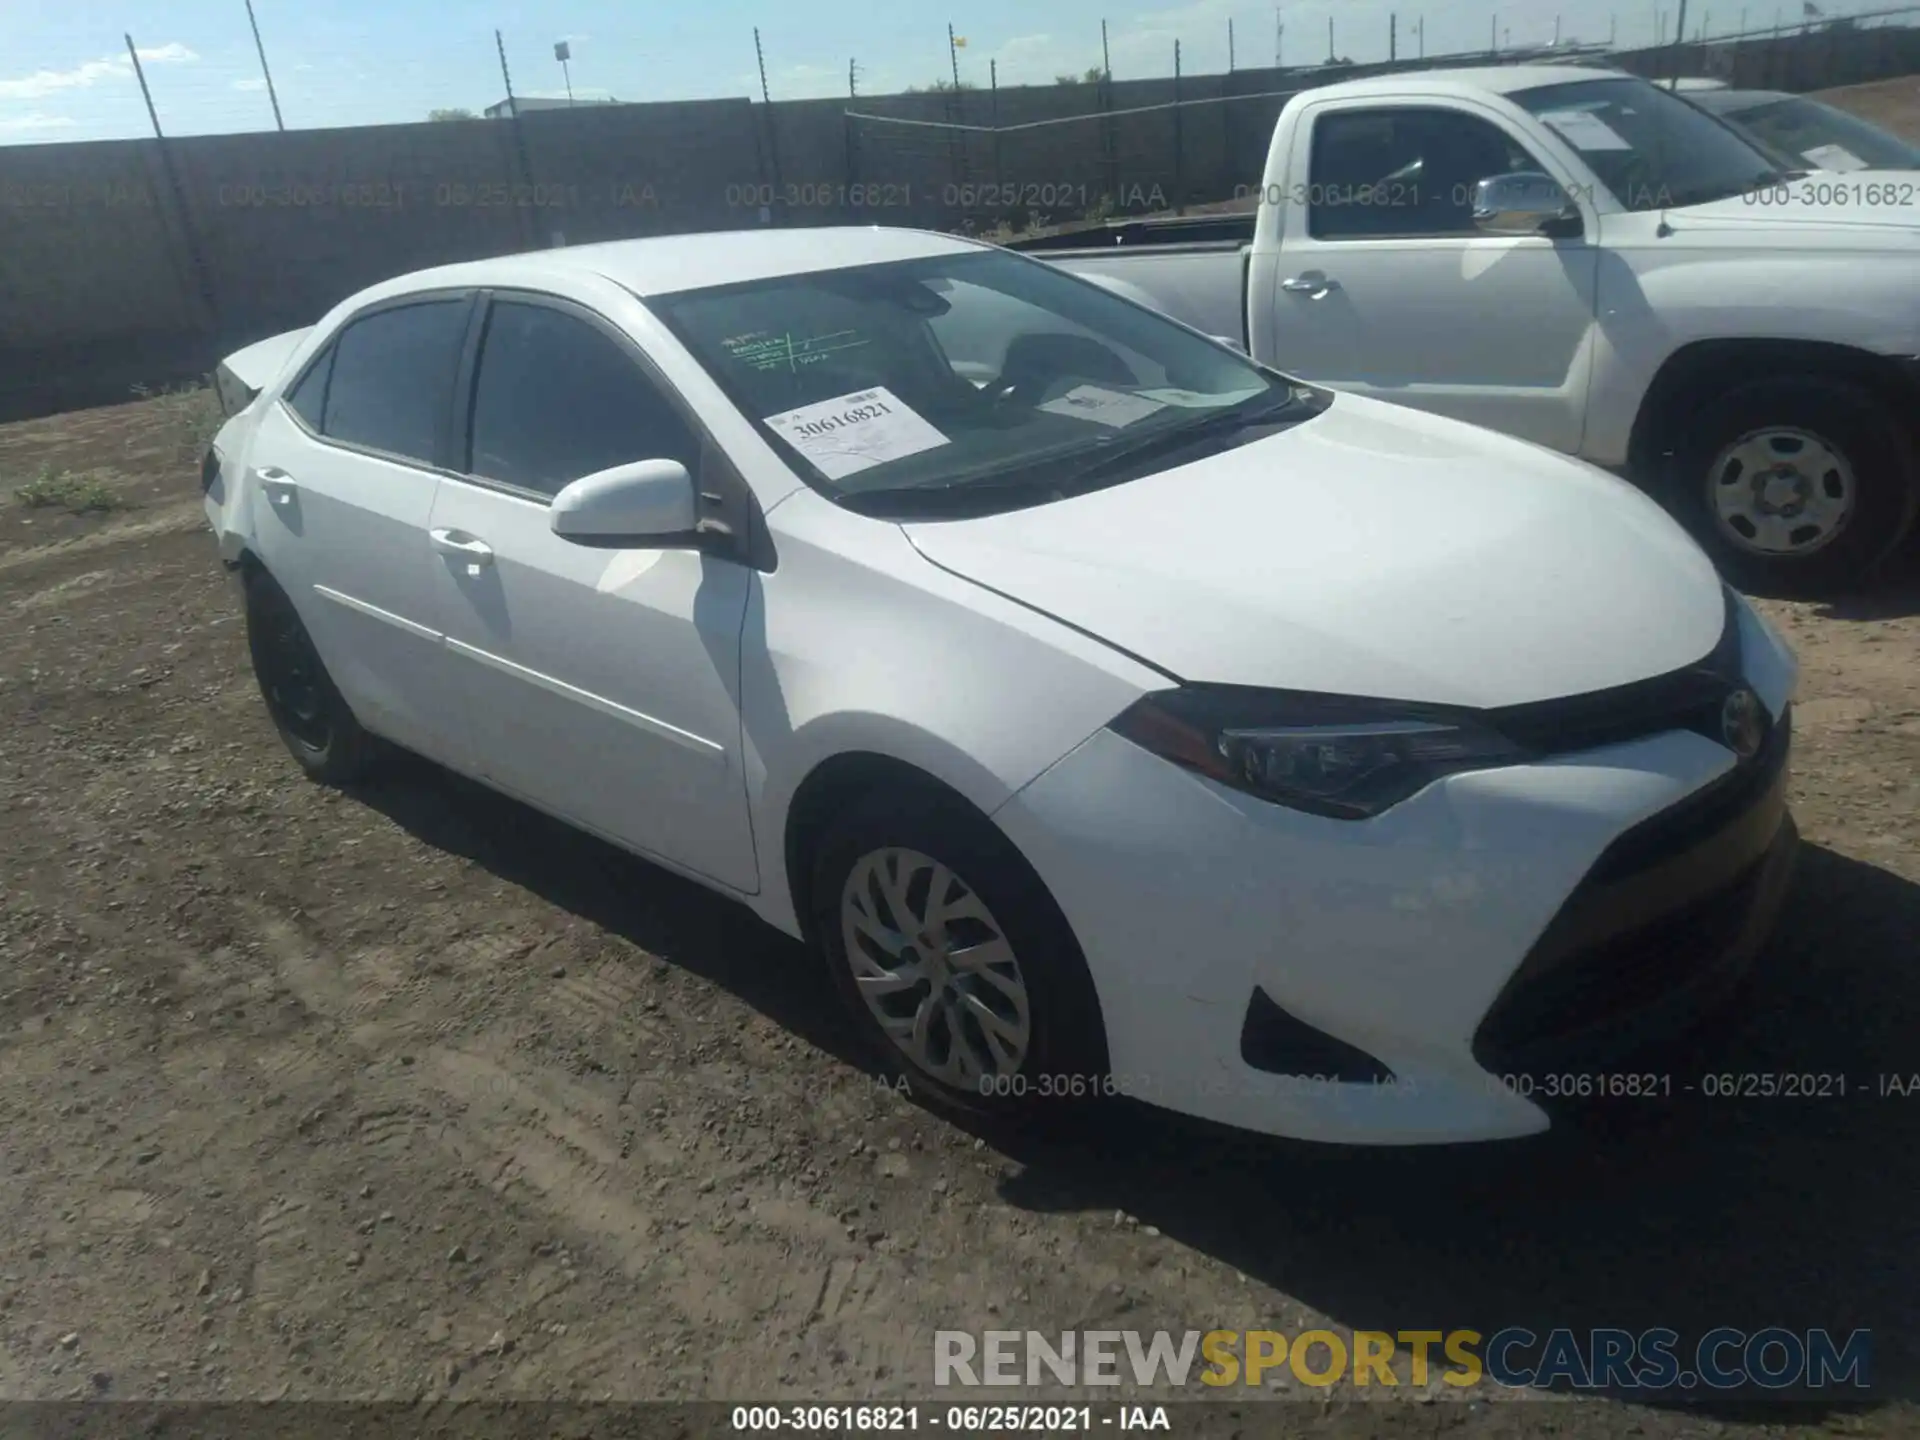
left=467, top=301, right=699, bottom=496
left=284, top=346, right=332, bottom=429
left=320, top=299, right=470, bottom=465
left=1309, top=108, right=1549, bottom=239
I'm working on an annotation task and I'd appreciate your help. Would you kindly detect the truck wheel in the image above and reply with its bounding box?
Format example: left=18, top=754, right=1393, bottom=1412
left=1664, top=374, right=1918, bottom=592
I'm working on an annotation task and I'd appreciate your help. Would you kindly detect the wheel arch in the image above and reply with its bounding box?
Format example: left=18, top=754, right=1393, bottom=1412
left=1626, top=337, right=1920, bottom=475
left=779, top=747, right=1016, bottom=949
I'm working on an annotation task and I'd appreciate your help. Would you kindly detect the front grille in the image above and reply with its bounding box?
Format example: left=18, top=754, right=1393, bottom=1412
left=1589, top=707, right=1790, bottom=885
left=1486, top=586, right=1744, bottom=757
left=1473, top=855, right=1773, bottom=1071
left=1470, top=698, right=1793, bottom=1075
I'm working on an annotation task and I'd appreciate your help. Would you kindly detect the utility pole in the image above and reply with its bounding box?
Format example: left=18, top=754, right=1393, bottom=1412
left=1275, top=9, right=1284, bottom=66
left=848, top=57, right=857, bottom=97
left=1102, top=18, right=1111, bottom=78
left=1554, top=13, right=1563, bottom=44
left=1390, top=12, right=1398, bottom=61
left=1418, top=15, right=1425, bottom=56
left=1491, top=13, right=1499, bottom=51
left=1228, top=17, right=1236, bottom=69
left=1670, top=0, right=1690, bottom=82
left=554, top=40, right=574, bottom=106
left=242, top=0, right=284, bottom=130
left=948, top=23, right=962, bottom=90
left=1327, top=15, right=1335, bottom=60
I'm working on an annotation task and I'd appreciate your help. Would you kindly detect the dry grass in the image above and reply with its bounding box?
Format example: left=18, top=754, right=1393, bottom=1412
left=13, top=463, right=129, bottom=515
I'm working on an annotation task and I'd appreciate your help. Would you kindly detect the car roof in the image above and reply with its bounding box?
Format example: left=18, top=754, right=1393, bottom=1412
left=342, top=227, right=986, bottom=309
left=1313, top=63, right=1630, bottom=100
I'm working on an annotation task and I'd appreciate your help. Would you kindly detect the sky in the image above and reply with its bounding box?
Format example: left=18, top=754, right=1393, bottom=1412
left=0, top=0, right=1904, bottom=143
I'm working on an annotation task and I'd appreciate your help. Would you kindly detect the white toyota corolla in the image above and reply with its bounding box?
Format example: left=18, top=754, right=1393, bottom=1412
left=202, top=226, right=1800, bottom=1145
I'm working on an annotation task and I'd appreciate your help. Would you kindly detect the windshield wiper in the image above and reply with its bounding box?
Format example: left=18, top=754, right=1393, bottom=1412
left=836, top=388, right=1321, bottom=519
left=1043, top=387, right=1320, bottom=493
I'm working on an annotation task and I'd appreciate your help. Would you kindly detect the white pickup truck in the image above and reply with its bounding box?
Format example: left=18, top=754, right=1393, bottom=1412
left=1015, top=64, right=1920, bottom=589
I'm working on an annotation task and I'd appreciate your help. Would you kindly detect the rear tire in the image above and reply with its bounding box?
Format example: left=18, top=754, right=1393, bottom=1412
left=1660, top=374, right=1918, bottom=593
left=243, top=567, right=381, bottom=785
left=809, top=784, right=1109, bottom=1131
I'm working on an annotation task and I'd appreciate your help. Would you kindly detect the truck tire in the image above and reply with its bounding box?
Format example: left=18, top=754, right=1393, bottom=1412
left=1662, top=374, right=1918, bottom=593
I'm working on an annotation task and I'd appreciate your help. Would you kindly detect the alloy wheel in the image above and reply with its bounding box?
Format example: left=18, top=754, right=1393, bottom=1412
left=839, top=846, right=1032, bottom=1087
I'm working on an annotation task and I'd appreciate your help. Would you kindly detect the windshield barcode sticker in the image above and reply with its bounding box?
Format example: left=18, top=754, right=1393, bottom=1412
left=1539, top=109, right=1632, bottom=152
left=762, top=387, right=951, bottom=479
left=1037, top=384, right=1168, bottom=428
left=1801, top=143, right=1869, bottom=172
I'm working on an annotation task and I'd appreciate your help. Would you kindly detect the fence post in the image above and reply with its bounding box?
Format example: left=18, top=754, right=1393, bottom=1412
left=753, top=27, right=783, bottom=224
left=989, top=59, right=1004, bottom=227
left=1173, top=40, right=1185, bottom=216
left=1101, top=20, right=1119, bottom=210
left=495, top=31, right=541, bottom=247
left=844, top=60, right=859, bottom=220
left=126, top=33, right=220, bottom=342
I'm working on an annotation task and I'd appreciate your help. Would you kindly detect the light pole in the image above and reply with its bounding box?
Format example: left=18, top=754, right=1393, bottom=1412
left=554, top=39, right=574, bottom=105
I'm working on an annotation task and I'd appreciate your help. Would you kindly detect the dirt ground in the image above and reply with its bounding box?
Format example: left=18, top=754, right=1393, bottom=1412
left=1, top=396, right=1918, bottom=1437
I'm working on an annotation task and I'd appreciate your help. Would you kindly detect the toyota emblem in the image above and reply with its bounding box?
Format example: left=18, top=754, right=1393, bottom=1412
left=1720, top=687, right=1767, bottom=759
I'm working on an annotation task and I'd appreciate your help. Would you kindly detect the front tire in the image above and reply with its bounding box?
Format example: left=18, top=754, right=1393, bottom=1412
left=809, top=785, right=1109, bottom=1128
left=1661, top=374, right=1918, bottom=592
left=243, top=567, right=381, bottom=785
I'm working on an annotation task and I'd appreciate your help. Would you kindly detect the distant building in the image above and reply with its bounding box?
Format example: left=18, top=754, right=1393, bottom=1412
left=483, top=95, right=619, bottom=118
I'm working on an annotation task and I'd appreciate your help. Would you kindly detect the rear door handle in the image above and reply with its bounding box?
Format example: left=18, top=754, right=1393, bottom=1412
left=1281, top=273, right=1341, bottom=297
left=258, top=468, right=298, bottom=506
left=430, top=528, right=495, bottom=570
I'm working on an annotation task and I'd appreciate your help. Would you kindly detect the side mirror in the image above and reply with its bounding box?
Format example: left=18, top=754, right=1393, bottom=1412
left=1471, top=172, right=1580, bottom=236
left=550, top=458, right=699, bottom=546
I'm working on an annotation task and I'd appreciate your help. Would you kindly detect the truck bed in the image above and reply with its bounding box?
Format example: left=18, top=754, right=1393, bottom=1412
left=1006, top=213, right=1257, bottom=254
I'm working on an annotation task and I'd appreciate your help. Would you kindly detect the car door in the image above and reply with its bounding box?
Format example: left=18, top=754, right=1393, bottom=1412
left=245, top=293, right=474, bottom=758
left=425, top=291, right=759, bottom=892
left=1258, top=101, right=1601, bottom=454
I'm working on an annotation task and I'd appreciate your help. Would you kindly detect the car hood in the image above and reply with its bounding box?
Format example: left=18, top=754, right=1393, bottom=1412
left=1669, top=174, right=1920, bottom=233
left=902, top=394, right=1725, bottom=709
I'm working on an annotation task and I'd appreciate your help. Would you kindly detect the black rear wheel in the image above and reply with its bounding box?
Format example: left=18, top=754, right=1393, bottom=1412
left=243, top=567, right=381, bottom=785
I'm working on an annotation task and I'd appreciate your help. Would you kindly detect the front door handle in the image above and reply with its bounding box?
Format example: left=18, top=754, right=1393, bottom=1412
left=1281, top=272, right=1341, bottom=297
left=258, top=468, right=298, bottom=507
left=430, top=528, right=495, bottom=571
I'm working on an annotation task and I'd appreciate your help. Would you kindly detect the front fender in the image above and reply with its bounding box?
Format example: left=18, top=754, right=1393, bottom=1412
left=736, top=496, right=1167, bottom=936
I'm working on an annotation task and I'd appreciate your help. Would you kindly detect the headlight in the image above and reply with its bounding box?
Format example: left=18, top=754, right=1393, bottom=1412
left=1108, top=686, right=1523, bottom=820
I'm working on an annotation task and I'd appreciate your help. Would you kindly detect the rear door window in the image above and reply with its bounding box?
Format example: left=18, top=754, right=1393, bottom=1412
left=318, top=298, right=471, bottom=467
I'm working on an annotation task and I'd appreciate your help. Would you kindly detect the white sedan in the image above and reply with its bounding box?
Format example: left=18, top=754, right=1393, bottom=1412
left=203, top=226, right=1800, bottom=1145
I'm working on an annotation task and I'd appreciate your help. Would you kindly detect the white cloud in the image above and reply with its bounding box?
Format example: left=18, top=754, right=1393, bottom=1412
left=0, top=43, right=198, bottom=102
left=232, top=77, right=268, bottom=92
left=0, top=111, right=78, bottom=133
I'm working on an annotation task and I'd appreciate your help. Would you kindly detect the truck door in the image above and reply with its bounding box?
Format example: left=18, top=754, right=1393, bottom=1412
left=1255, top=99, right=1601, bottom=455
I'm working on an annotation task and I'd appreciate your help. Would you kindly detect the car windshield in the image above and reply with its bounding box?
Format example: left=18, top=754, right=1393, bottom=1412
left=646, top=249, right=1322, bottom=517
left=1717, top=95, right=1920, bottom=171
left=1513, top=76, right=1793, bottom=210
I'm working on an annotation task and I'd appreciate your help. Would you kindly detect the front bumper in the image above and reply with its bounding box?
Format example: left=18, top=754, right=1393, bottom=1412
left=992, top=598, right=1798, bottom=1145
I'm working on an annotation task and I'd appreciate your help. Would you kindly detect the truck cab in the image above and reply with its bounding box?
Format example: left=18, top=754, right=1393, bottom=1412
left=1025, top=65, right=1920, bottom=590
